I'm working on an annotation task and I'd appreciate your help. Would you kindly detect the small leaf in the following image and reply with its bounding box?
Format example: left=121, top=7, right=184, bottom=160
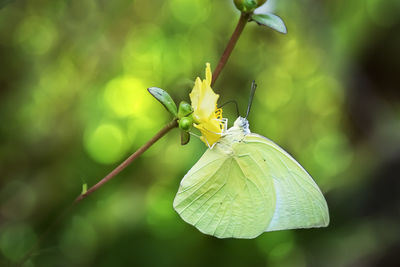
left=148, top=87, right=178, bottom=116
left=81, top=183, right=88, bottom=195
left=180, top=130, right=190, bottom=145
left=251, top=13, right=287, bottom=34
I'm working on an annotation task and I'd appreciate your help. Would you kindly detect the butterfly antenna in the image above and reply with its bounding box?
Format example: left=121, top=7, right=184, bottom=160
left=245, top=80, right=257, bottom=119
left=218, top=100, right=240, bottom=117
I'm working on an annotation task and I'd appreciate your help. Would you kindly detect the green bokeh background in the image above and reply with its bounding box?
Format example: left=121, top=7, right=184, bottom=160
left=1, top=0, right=400, bottom=266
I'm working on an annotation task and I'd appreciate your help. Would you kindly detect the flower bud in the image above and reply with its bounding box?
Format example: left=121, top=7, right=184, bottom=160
left=179, top=117, right=193, bottom=131
left=233, top=0, right=267, bottom=12
left=177, top=101, right=193, bottom=119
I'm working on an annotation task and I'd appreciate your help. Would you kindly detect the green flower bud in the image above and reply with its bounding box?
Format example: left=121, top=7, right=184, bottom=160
left=178, top=101, right=193, bottom=118
left=179, top=116, right=193, bottom=131
left=233, top=0, right=267, bottom=12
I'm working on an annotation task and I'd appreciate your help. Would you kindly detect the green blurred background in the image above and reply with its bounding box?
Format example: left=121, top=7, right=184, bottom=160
left=1, top=0, right=400, bottom=266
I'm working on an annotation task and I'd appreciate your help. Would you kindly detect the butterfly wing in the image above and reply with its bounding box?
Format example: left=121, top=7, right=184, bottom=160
left=243, top=133, right=329, bottom=231
left=173, top=144, right=276, bottom=239
left=174, top=131, right=329, bottom=238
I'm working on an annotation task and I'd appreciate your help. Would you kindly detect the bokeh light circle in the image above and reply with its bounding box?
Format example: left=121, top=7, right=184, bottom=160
left=84, top=123, right=127, bottom=164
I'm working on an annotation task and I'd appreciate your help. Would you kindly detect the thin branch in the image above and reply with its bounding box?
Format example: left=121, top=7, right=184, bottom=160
left=16, top=119, right=178, bottom=267
left=75, top=119, right=178, bottom=203
left=211, top=12, right=250, bottom=86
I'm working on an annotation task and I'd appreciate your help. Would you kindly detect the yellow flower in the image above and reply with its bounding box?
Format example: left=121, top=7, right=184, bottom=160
left=189, top=63, right=224, bottom=147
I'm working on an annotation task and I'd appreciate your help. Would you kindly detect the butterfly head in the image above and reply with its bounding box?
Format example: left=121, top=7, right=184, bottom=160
left=231, top=116, right=250, bottom=135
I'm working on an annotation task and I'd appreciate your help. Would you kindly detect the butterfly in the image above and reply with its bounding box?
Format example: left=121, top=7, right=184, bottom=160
left=173, top=83, right=329, bottom=239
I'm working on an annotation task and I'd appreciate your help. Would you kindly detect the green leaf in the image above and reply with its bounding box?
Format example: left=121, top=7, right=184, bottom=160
left=180, top=130, right=190, bottom=145
left=148, top=87, right=178, bottom=116
left=251, top=13, right=287, bottom=34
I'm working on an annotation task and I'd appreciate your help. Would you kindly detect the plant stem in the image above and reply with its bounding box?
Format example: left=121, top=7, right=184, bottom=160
left=75, top=119, right=178, bottom=203
left=16, top=119, right=178, bottom=267
left=211, top=12, right=250, bottom=86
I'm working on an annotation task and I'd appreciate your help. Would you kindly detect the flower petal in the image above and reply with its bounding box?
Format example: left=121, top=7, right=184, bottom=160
left=205, top=62, right=212, bottom=86
left=195, top=116, right=223, bottom=147
left=189, top=63, right=225, bottom=147
left=189, top=77, right=203, bottom=122
left=198, top=80, right=219, bottom=121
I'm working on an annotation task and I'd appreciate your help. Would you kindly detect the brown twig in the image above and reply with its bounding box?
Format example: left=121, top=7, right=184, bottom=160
left=74, top=119, right=178, bottom=203
left=211, top=12, right=250, bottom=86
left=16, top=119, right=178, bottom=266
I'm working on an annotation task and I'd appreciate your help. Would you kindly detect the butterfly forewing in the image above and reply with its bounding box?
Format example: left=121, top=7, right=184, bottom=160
left=173, top=144, right=276, bottom=238
left=244, top=133, right=330, bottom=231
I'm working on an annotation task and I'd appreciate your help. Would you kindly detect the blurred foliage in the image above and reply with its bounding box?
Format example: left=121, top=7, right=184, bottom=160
left=1, top=0, right=400, bottom=266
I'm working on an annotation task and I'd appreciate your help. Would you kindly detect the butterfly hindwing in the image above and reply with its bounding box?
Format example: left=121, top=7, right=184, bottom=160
left=173, top=145, right=276, bottom=238
left=243, top=133, right=330, bottom=231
